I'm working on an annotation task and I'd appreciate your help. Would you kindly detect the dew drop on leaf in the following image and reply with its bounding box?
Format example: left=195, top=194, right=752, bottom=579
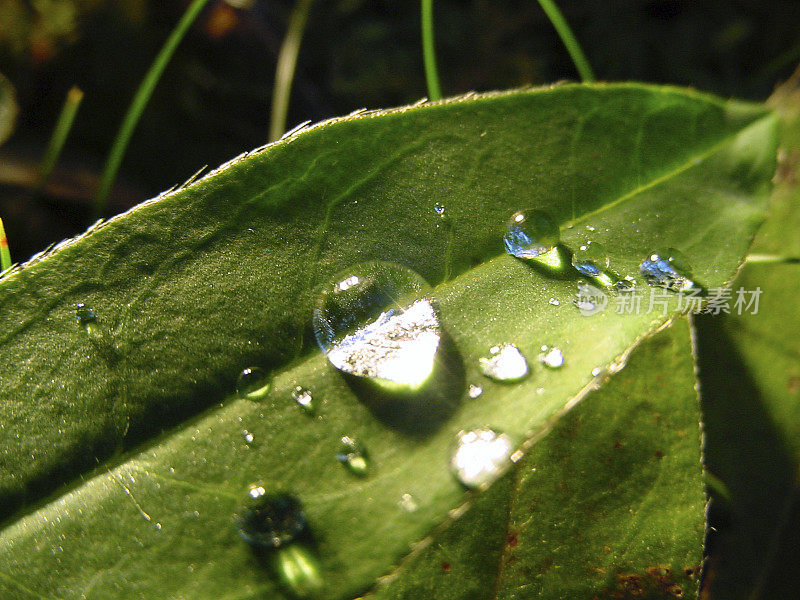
left=571, top=241, right=609, bottom=277
left=450, top=427, right=514, bottom=489
left=336, top=436, right=369, bottom=476
left=479, top=343, right=529, bottom=382
left=236, top=367, right=271, bottom=400
left=242, top=430, right=255, bottom=444
left=504, top=209, right=559, bottom=260
left=312, top=261, right=440, bottom=390
left=548, top=297, right=561, bottom=306
left=235, top=486, right=307, bottom=549
left=639, top=248, right=700, bottom=292
left=75, top=303, right=100, bottom=337
left=291, top=386, right=314, bottom=413
left=467, top=384, right=483, bottom=399
left=433, top=202, right=445, bottom=216
left=539, top=345, right=565, bottom=369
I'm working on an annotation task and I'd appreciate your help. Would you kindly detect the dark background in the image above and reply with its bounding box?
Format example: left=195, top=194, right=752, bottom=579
left=1, top=0, right=799, bottom=262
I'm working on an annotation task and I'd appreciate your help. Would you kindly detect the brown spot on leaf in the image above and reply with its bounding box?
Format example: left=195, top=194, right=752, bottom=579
left=506, top=531, right=518, bottom=547
left=440, top=561, right=451, bottom=572
left=654, top=450, right=664, bottom=459
left=614, top=440, right=624, bottom=449
left=788, top=375, right=800, bottom=394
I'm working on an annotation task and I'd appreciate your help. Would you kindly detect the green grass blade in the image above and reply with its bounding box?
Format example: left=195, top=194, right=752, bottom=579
left=536, top=0, right=595, bottom=82
left=94, top=0, right=212, bottom=217
left=37, top=86, right=83, bottom=192
left=0, top=217, right=11, bottom=272
left=269, top=0, right=315, bottom=142
left=421, top=0, right=443, bottom=101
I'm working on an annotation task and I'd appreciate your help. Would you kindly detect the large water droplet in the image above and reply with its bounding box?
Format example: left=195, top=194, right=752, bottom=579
left=235, top=486, right=307, bottom=549
left=337, top=436, right=369, bottom=476
left=571, top=241, right=609, bottom=277
left=539, top=345, right=565, bottom=369
left=450, top=428, right=514, bottom=489
left=479, top=344, right=529, bottom=382
left=291, top=386, right=314, bottom=413
left=313, top=262, right=440, bottom=390
left=237, top=367, right=271, bottom=400
left=504, top=209, right=559, bottom=260
left=639, top=249, right=700, bottom=292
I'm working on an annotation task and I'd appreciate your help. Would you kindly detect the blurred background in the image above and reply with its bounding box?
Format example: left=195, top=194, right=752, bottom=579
left=1, top=0, right=799, bottom=263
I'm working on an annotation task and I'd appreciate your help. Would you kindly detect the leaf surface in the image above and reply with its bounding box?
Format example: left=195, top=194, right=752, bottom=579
left=0, top=84, right=777, bottom=599
left=370, top=319, right=704, bottom=600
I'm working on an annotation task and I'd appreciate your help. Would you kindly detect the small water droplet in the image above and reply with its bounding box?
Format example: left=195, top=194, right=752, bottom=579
left=468, top=384, right=484, bottom=399
left=586, top=225, right=596, bottom=232
left=504, top=209, right=559, bottom=260
left=539, top=346, right=565, bottom=369
left=479, top=344, right=529, bottom=382
left=548, top=297, right=561, bottom=306
left=591, top=367, right=603, bottom=377
left=75, top=303, right=103, bottom=338
left=639, top=248, right=700, bottom=292
left=337, top=436, right=369, bottom=476
left=291, top=386, right=314, bottom=412
left=572, top=241, right=609, bottom=277
left=398, top=493, right=418, bottom=512
left=313, top=262, right=440, bottom=389
left=235, top=486, right=307, bottom=549
left=450, top=427, right=514, bottom=489
left=242, top=430, right=255, bottom=444
left=237, top=367, right=271, bottom=400
left=433, top=203, right=446, bottom=216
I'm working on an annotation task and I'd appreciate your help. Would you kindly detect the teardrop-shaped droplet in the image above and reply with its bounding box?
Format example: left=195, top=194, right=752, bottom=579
left=237, top=367, right=271, bottom=400
left=504, top=210, right=559, bottom=259
left=639, top=248, right=700, bottom=292
left=539, top=345, right=565, bottom=369
left=75, top=303, right=101, bottom=337
left=291, top=386, right=314, bottom=413
left=450, top=427, right=514, bottom=489
left=337, top=436, right=369, bottom=476
left=235, top=486, right=307, bottom=549
left=479, top=344, right=529, bottom=382
left=312, top=261, right=440, bottom=390
left=467, top=384, right=484, bottom=399
left=571, top=241, right=609, bottom=277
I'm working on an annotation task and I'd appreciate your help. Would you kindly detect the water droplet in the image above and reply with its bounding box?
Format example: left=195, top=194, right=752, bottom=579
left=468, top=384, right=484, bottom=399
left=313, top=262, right=440, bottom=389
left=291, top=386, right=314, bottom=413
left=586, top=225, right=596, bottom=232
left=75, top=303, right=102, bottom=338
left=337, top=436, right=369, bottom=476
left=433, top=203, right=446, bottom=216
left=548, top=297, right=561, bottom=306
left=639, top=249, right=700, bottom=292
left=504, top=209, right=559, bottom=260
left=614, top=276, right=637, bottom=292
left=450, top=427, right=514, bottom=489
left=242, top=430, right=255, bottom=444
left=398, top=493, right=418, bottom=512
left=539, top=346, right=565, bottom=369
left=479, top=344, right=529, bottom=382
left=571, top=241, right=609, bottom=277
left=573, top=282, right=608, bottom=316
left=235, top=486, right=307, bottom=549
left=273, top=544, right=323, bottom=598
left=237, top=367, right=271, bottom=400
left=591, top=367, right=603, bottom=377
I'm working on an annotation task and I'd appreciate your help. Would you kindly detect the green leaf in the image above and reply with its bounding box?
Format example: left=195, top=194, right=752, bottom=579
left=0, top=72, right=18, bottom=148
left=370, top=319, right=703, bottom=600
left=0, top=83, right=777, bottom=599
left=694, top=70, right=800, bottom=599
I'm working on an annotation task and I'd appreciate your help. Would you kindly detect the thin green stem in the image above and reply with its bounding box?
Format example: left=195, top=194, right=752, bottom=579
left=535, top=0, right=595, bottom=82
left=94, top=0, right=212, bottom=217
left=38, top=86, right=83, bottom=191
left=0, top=217, right=11, bottom=272
left=269, top=0, right=315, bottom=142
left=421, top=0, right=442, bottom=101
